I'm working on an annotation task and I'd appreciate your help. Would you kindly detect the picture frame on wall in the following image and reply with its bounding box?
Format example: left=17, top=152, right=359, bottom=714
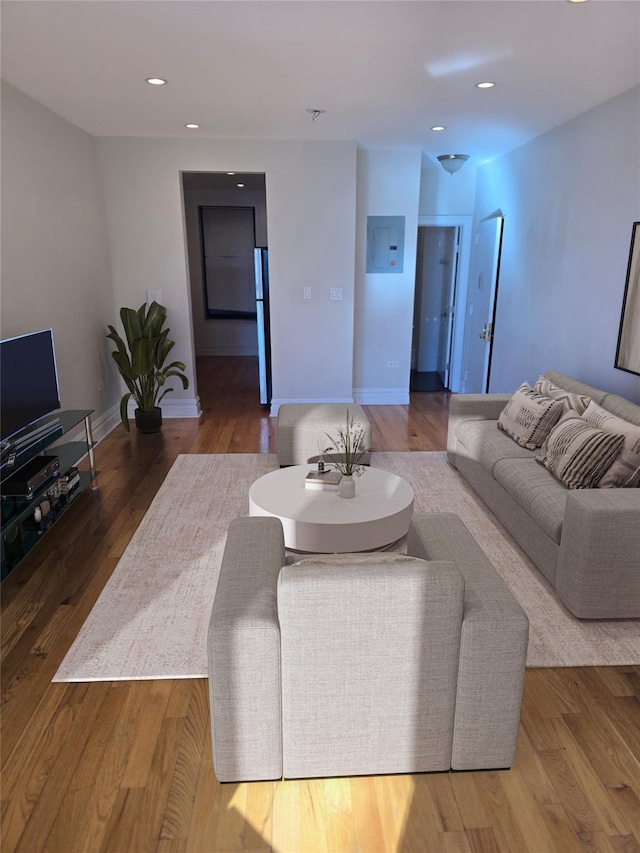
left=615, top=221, right=640, bottom=377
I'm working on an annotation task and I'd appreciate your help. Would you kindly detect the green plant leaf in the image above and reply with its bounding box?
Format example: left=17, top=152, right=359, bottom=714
left=120, top=306, right=142, bottom=350
left=119, top=392, right=132, bottom=431
left=131, top=336, right=157, bottom=377
left=157, top=387, right=174, bottom=404
left=145, top=301, right=167, bottom=339
left=111, top=350, right=134, bottom=380
left=163, top=369, right=189, bottom=389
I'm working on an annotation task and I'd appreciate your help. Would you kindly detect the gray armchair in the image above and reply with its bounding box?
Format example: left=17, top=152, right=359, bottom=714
left=208, top=513, right=529, bottom=782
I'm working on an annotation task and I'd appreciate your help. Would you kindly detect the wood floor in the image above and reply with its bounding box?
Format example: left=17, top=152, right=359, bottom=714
left=2, top=356, right=639, bottom=853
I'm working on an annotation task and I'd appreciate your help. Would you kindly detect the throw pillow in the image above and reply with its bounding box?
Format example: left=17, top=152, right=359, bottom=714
left=581, top=400, right=640, bottom=488
left=533, top=375, right=591, bottom=415
left=535, top=411, right=626, bottom=489
left=497, top=382, right=565, bottom=449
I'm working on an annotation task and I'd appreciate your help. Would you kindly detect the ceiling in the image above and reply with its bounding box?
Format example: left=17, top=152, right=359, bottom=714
left=2, top=1, right=639, bottom=168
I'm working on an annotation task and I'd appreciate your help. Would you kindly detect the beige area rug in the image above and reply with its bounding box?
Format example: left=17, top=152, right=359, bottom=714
left=54, top=452, right=640, bottom=682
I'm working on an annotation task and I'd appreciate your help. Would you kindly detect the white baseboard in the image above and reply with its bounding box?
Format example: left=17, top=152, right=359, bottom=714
left=352, top=388, right=410, bottom=406
left=91, top=404, right=121, bottom=443
left=269, top=397, right=354, bottom=417
left=56, top=403, right=120, bottom=453
left=127, top=397, right=202, bottom=419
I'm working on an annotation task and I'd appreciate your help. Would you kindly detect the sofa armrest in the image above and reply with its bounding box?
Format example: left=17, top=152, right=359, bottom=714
left=556, top=490, right=640, bottom=619
left=447, top=393, right=512, bottom=460
left=207, top=516, right=285, bottom=782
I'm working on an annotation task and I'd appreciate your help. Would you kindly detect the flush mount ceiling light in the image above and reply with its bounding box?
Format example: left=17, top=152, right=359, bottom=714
left=437, top=154, right=469, bottom=175
left=431, top=126, right=446, bottom=132
left=476, top=81, right=495, bottom=89
left=145, top=77, right=167, bottom=85
left=185, top=123, right=200, bottom=129
left=236, top=183, right=245, bottom=188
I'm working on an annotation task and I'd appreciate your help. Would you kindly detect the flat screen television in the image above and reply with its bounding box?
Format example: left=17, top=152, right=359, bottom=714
left=1, top=329, right=61, bottom=443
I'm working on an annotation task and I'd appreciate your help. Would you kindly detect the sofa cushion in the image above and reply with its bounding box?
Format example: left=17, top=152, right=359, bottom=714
left=535, top=412, right=625, bottom=490
left=493, top=458, right=569, bottom=543
left=497, top=382, right=565, bottom=449
left=602, top=393, right=640, bottom=428
left=533, top=375, right=590, bottom=415
left=455, top=419, right=534, bottom=476
left=582, top=401, right=640, bottom=488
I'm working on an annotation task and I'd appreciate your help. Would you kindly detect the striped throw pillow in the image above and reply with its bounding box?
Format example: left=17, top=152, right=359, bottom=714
left=497, top=382, right=565, bottom=449
left=581, top=400, right=640, bottom=488
left=535, top=412, right=625, bottom=489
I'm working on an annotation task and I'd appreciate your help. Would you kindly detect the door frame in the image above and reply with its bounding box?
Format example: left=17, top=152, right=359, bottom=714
left=416, top=215, right=473, bottom=393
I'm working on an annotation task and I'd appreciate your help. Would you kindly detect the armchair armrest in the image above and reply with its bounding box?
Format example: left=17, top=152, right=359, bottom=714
left=447, top=393, right=511, bottom=459
left=207, top=516, right=285, bottom=781
left=408, top=513, right=528, bottom=770
left=556, top=489, right=640, bottom=619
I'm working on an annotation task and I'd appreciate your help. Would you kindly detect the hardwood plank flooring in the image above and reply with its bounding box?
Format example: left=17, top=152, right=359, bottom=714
left=1, top=356, right=638, bottom=853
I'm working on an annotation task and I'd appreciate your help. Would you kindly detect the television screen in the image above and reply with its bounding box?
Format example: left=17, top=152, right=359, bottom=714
left=1, top=329, right=61, bottom=442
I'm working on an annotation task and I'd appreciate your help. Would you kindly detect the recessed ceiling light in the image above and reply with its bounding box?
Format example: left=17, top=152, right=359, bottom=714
left=226, top=172, right=236, bottom=176
left=568, top=0, right=589, bottom=3
left=185, top=123, right=200, bottom=129
left=237, top=183, right=245, bottom=188
left=145, top=77, right=167, bottom=86
left=476, top=81, right=495, bottom=89
left=431, top=126, right=446, bottom=132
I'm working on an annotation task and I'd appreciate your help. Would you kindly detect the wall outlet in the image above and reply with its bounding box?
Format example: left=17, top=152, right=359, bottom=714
left=387, top=360, right=399, bottom=368
left=330, top=287, right=343, bottom=301
left=303, top=286, right=311, bottom=300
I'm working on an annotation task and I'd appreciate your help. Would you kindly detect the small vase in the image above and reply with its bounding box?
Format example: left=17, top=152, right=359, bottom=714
left=135, top=407, right=162, bottom=434
left=339, top=474, right=356, bottom=499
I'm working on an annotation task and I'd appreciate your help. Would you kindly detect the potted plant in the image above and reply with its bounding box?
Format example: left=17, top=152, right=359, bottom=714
left=322, top=410, right=370, bottom=498
left=107, top=301, right=189, bottom=433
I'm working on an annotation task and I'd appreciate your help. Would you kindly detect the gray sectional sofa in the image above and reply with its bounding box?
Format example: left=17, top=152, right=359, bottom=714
left=447, top=370, right=640, bottom=620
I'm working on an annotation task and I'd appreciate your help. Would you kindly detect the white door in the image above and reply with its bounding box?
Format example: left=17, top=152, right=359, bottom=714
left=460, top=216, right=504, bottom=393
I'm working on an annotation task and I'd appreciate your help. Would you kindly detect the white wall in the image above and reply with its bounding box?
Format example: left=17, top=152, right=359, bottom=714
left=354, top=149, right=422, bottom=404
left=0, top=82, right=119, bottom=438
left=419, top=166, right=476, bottom=217
left=475, top=85, right=640, bottom=403
left=96, top=138, right=358, bottom=414
left=183, top=187, right=266, bottom=357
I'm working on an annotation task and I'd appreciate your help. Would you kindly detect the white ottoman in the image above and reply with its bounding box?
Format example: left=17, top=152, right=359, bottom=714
left=276, top=403, right=372, bottom=467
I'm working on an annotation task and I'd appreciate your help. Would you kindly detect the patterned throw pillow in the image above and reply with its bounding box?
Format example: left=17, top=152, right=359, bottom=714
left=581, top=400, right=640, bottom=488
left=535, top=412, right=625, bottom=489
left=533, top=376, right=591, bottom=415
left=497, top=382, right=565, bottom=449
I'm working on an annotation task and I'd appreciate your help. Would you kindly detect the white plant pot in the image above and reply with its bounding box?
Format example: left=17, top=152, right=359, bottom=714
left=339, top=475, right=356, bottom=499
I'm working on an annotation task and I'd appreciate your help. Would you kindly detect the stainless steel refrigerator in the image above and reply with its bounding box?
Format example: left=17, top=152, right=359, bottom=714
left=254, top=248, right=272, bottom=405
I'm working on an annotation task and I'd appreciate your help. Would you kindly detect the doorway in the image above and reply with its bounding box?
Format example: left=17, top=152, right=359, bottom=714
left=181, top=171, right=269, bottom=406
left=411, top=225, right=460, bottom=391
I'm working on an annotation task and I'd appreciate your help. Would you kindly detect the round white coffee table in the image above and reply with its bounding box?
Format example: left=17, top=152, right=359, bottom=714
left=249, top=465, right=414, bottom=553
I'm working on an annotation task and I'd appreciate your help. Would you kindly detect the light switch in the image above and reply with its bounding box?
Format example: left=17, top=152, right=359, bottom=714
left=330, top=287, right=343, bottom=301
left=146, top=288, right=162, bottom=305
left=303, top=287, right=311, bottom=300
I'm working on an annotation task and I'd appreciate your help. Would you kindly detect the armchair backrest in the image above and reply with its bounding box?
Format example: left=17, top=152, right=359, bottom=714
left=277, top=560, right=464, bottom=779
